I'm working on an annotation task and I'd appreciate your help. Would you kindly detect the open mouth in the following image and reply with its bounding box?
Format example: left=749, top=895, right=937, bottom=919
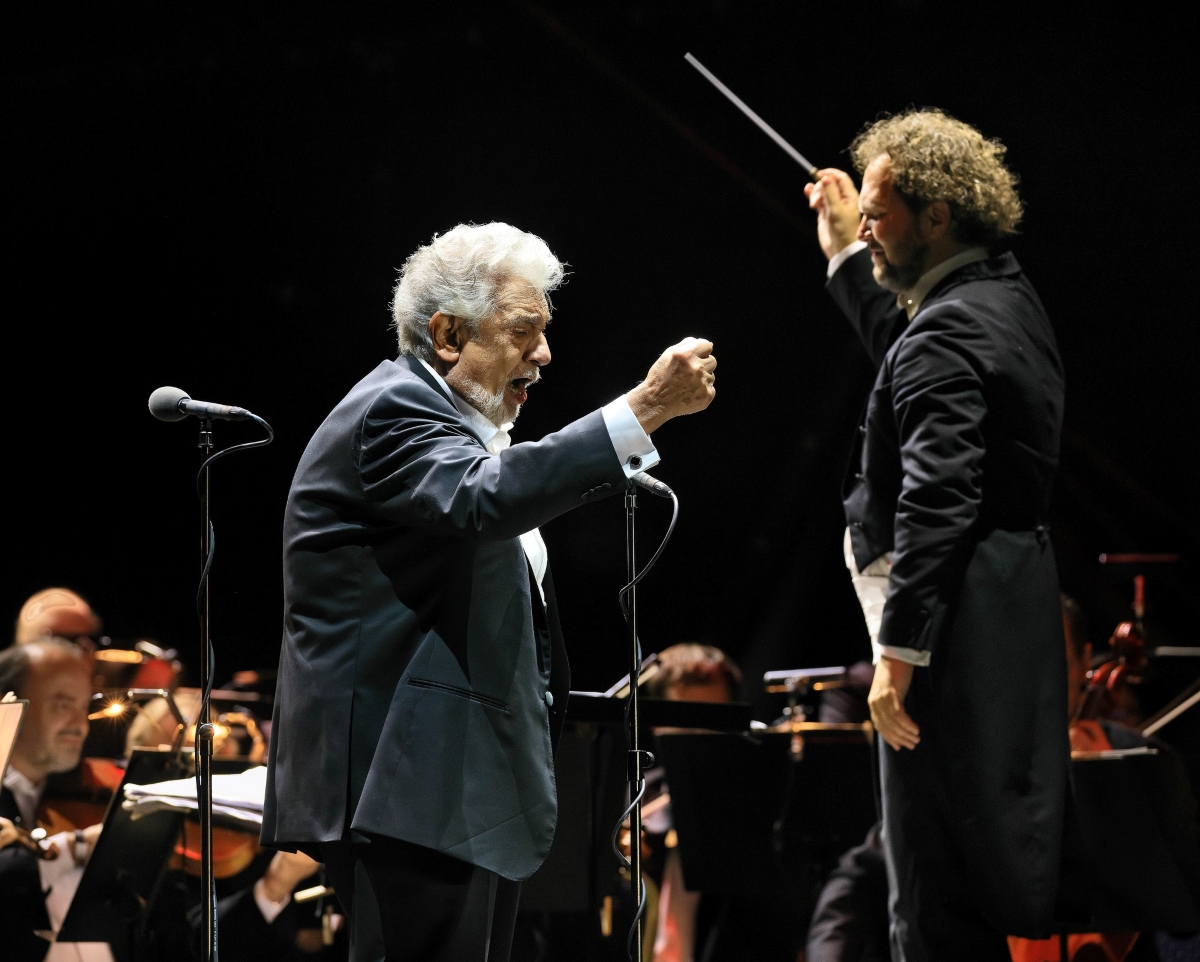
left=508, top=373, right=538, bottom=405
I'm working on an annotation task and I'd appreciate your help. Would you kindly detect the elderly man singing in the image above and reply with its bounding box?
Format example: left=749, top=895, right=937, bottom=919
left=806, top=112, right=1068, bottom=960
left=262, top=222, right=717, bottom=962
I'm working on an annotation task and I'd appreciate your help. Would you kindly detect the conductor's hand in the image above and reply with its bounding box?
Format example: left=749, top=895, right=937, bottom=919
left=259, top=850, right=321, bottom=905
left=627, top=337, right=717, bottom=434
left=868, top=657, right=921, bottom=751
left=805, top=169, right=861, bottom=261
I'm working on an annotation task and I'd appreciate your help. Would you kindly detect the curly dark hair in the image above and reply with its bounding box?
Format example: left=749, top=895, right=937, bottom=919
left=850, top=108, right=1022, bottom=247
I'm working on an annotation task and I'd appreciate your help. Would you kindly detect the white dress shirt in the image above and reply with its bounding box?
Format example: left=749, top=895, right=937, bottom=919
left=416, top=358, right=659, bottom=603
left=831, top=244, right=988, bottom=667
left=826, top=241, right=988, bottom=320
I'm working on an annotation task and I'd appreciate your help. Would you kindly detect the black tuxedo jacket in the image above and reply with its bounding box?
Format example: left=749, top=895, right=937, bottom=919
left=830, top=249, right=1070, bottom=934
left=261, top=356, right=627, bottom=881
left=0, top=786, right=51, bottom=962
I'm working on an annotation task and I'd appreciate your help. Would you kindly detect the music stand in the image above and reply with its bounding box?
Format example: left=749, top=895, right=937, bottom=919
left=1069, top=747, right=1200, bottom=931
left=519, top=723, right=627, bottom=913
left=519, top=694, right=757, bottom=913
left=1, top=697, right=29, bottom=779
left=55, top=748, right=189, bottom=961
left=655, top=729, right=876, bottom=894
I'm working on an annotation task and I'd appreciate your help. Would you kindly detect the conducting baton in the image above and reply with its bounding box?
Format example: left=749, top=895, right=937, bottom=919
left=684, top=52, right=820, bottom=180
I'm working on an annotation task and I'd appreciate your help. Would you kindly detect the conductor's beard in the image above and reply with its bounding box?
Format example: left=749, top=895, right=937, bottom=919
left=872, top=243, right=929, bottom=294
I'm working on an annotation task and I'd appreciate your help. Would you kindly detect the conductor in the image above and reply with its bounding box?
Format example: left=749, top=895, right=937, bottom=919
left=261, top=222, right=716, bottom=962
left=805, top=111, right=1068, bottom=960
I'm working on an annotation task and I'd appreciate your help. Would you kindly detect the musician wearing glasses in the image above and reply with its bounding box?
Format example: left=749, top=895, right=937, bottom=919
left=805, top=110, right=1067, bottom=961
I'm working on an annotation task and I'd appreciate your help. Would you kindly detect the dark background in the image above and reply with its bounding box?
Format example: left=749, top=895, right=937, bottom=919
left=8, top=1, right=1197, bottom=714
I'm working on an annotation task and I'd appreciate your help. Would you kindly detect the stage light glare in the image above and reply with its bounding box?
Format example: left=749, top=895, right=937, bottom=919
left=89, top=699, right=129, bottom=720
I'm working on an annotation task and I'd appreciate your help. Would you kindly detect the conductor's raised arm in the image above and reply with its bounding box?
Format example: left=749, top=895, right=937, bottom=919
left=805, top=168, right=862, bottom=261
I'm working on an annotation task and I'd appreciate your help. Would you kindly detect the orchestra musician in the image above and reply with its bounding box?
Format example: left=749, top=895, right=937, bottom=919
left=0, top=638, right=103, bottom=960
left=261, top=222, right=717, bottom=962
left=643, top=644, right=743, bottom=962
left=805, top=110, right=1068, bottom=960
left=1, top=628, right=341, bottom=961
left=11, top=589, right=103, bottom=649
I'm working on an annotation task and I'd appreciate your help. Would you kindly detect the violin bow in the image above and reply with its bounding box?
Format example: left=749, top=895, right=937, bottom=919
left=684, top=52, right=820, bottom=181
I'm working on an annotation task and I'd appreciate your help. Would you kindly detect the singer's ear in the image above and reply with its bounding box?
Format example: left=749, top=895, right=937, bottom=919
left=429, top=311, right=464, bottom=365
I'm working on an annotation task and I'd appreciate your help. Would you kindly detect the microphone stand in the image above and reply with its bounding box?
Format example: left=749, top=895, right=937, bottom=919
left=149, top=389, right=272, bottom=962
left=197, top=418, right=217, bottom=962
left=625, top=487, right=644, bottom=962
left=612, top=473, right=676, bottom=961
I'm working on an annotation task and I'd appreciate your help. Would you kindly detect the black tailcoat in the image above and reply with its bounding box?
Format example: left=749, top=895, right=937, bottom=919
left=261, top=356, right=627, bottom=881
left=830, top=249, right=1069, bottom=945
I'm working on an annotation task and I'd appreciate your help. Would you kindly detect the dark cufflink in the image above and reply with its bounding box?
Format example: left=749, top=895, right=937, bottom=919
left=628, top=455, right=643, bottom=469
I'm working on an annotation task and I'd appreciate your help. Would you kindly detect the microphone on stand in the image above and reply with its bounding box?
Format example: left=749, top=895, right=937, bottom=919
left=632, top=472, right=674, bottom=499
left=149, top=386, right=252, bottom=422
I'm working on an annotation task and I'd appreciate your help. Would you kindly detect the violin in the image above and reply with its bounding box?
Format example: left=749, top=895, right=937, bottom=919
left=8, top=824, right=61, bottom=860
left=37, top=756, right=125, bottom=834
left=37, top=753, right=262, bottom=879
left=171, top=821, right=261, bottom=879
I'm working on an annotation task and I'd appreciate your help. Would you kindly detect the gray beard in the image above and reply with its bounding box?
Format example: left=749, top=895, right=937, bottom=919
left=459, top=379, right=518, bottom=427
left=874, top=244, right=929, bottom=294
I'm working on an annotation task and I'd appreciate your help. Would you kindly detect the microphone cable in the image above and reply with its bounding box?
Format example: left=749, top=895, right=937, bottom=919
left=191, top=412, right=274, bottom=958
left=611, top=481, right=679, bottom=959
left=192, top=412, right=274, bottom=747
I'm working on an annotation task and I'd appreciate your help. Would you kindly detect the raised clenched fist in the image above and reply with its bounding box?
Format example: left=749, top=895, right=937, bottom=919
left=626, top=337, right=717, bottom=434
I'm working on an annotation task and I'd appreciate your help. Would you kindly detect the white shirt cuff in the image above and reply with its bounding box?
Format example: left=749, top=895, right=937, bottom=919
left=37, top=831, right=79, bottom=890
left=880, top=645, right=931, bottom=668
left=601, top=396, right=660, bottom=478
left=826, top=240, right=868, bottom=279
left=253, top=878, right=291, bottom=924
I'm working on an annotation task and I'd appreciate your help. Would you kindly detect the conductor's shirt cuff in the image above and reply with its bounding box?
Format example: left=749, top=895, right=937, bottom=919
left=602, top=396, right=660, bottom=478
left=827, top=241, right=868, bottom=278
left=880, top=645, right=931, bottom=668
left=254, top=878, right=291, bottom=924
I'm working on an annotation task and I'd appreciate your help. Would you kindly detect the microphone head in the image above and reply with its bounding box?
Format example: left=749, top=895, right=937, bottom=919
left=148, top=386, right=190, bottom=422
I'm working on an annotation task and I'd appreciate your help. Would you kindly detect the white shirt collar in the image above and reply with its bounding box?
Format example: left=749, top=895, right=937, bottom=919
left=414, top=358, right=545, bottom=596
left=897, top=246, right=989, bottom=320
left=3, top=765, right=44, bottom=825
left=416, top=358, right=514, bottom=454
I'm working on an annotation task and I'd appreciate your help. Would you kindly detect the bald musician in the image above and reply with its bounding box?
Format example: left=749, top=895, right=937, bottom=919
left=12, top=589, right=102, bottom=649
left=806, top=109, right=1068, bottom=960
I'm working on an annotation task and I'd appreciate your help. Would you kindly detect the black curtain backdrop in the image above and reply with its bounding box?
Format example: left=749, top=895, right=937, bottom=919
left=8, top=1, right=1197, bottom=716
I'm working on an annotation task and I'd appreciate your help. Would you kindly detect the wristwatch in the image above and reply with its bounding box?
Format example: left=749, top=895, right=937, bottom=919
left=73, top=829, right=88, bottom=867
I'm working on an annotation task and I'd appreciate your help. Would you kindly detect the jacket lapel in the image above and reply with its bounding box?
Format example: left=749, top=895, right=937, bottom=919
left=395, top=354, right=489, bottom=448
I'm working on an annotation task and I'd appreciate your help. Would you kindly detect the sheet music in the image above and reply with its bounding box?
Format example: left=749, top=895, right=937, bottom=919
left=0, top=698, right=28, bottom=779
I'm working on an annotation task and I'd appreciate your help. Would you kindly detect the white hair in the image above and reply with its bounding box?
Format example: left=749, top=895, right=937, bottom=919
left=391, top=222, right=566, bottom=361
